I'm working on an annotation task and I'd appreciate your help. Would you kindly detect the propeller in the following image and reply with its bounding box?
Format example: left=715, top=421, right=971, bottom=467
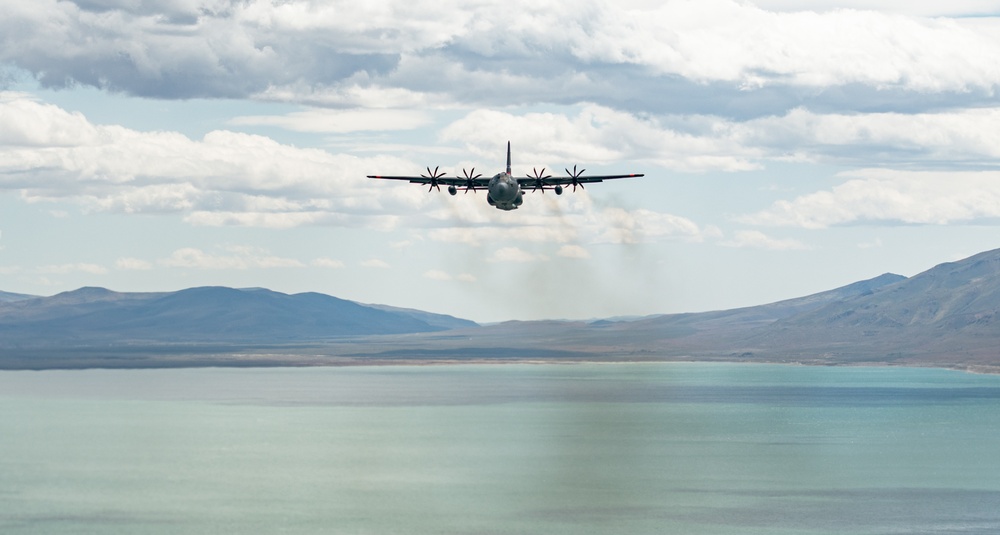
left=526, top=167, right=552, bottom=193
left=565, top=165, right=587, bottom=192
left=461, top=168, right=482, bottom=193
left=420, top=166, right=447, bottom=192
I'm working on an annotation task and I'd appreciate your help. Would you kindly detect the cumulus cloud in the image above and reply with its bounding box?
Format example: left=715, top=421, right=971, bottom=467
left=361, top=258, right=390, bottom=269
left=423, top=269, right=451, bottom=281
left=160, top=246, right=304, bottom=269
left=38, top=263, right=108, bottom=274
left=116, top=257, right=153, bottom=270
left=557, top=245, right=591, bottom=259
left=750, top=1, right=1000, bottom=17
left=593, top=207, right=706, bottom=244
left=741, top=169, right=1000, bottom=228
left=230, top=108, right=433, bottom=133
left=720, top=230, right=809, bottom=250
left=443, top=105, right=1000, bottom=173
left=488, top=247, right=546, bottom=263
left=423, top=269, right=476, bottom=282
left=311, top=258, right=345, bottom=269
left=0, top=93, right=424, bottom=228
left=422, top=190, right=712, bottom=246
left=733, top=107, right=1000, bottom=166
left=443, top=106, right=760, bottom=172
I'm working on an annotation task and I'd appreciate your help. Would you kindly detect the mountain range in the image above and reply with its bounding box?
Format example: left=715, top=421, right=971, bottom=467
left=0, top=286, right=476, bottom=345
left=1, top=248, right=998, bottom=371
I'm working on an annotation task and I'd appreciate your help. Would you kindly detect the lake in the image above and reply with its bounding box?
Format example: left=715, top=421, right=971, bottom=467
left=2, top=363, right=1000, bottom=534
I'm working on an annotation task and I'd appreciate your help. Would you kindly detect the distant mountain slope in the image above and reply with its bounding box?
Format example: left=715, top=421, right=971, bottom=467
left=363, top=303, right=479, bottom=331
left=0, top=290, right=38, bottom=303
left=616, top=271, right=908, bottom=335
left=783, top=249, right=1000, bottom=330
left=745, top=248, right=1000, bottom=363
left=0, top=286, right=479, bottom=346
left=587, top=248, right=999, bottom=366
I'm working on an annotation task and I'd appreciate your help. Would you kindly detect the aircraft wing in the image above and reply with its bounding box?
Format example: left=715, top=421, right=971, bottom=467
left=517, top=173, right=643, bottom=191
left=516, top=173, right=643, bottom=186
left=367, top=175, right=491, bottom=188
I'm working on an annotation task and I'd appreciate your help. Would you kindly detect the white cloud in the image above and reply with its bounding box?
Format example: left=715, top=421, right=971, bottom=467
left=749, top=1, right=1000, bottom=17
left=557, top=245, right=591, bottom=259
left=443, top=105, right=1000, bottom=174
left=38, top=263, right=108, bottom=274
left=423, top=192, right=712, bottom=247
left=858, top=237, right=884, bottom=249
left=311, top=258, right=345, bottom=269
left=160, top=247, right=304, bottom=270
left=423, top=269, right=452, bottom=281
left=230, top=108, right=432, bottom=133
left=423, top=269, right=478, bottom=282
left=442, top=106, right=760, bottom=172
left=362, top=258, right=390, bottom=269
left=720, top=230, right=809, bottom=250
left=741, top=169, right=1000, bottom=228
left=733, top=107, right=1000, bottom=165
left=489, top=247, right=546, bottom=263
left=0, top=94, right=422, bottom=228
left=593, top=207, right=705, bottom=244
left=116, top=257, right=153, bottom=270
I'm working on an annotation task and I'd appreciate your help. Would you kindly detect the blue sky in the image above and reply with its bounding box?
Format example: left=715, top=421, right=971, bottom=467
left=2, top=0, right=1000, bottom=322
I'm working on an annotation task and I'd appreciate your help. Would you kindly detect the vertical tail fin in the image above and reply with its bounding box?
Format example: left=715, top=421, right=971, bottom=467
left=506, top=141, right=511, bottom=175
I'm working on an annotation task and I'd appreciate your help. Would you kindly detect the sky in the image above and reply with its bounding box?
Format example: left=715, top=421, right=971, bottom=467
left=2, top=0, right=1000, bottom=323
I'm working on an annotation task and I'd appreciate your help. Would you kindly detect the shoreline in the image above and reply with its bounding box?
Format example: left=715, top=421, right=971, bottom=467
left=3, top=354, right=999, bottom=376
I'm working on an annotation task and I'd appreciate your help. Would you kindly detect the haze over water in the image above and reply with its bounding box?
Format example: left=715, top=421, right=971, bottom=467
left=3, top=363, right=1000, bottom=534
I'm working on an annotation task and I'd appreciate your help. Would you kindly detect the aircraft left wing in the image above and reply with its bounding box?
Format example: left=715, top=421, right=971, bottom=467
left=516, top=166, right=643, bottom=192
left=516, top=173, right=644, bottom=186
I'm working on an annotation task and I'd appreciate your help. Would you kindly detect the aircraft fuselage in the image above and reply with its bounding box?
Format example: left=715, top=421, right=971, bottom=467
left=487, top=172, right=523, bottom=211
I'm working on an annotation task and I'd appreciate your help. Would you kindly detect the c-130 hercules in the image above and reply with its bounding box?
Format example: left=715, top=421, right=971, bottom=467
left=367, top=142, right=643, bottom=211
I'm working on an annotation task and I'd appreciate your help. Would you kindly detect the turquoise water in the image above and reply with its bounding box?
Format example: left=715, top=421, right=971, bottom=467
left=2, top=363, right=1000, bottom=534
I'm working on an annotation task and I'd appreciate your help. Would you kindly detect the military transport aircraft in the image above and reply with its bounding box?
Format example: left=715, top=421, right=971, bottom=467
left=367, top=142, right=643, bottom=211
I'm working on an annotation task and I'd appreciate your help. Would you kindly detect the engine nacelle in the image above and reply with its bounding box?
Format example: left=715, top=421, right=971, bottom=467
left=448, top=185, right=457, bottom=196
left=554, top=185, right=563, bottom=195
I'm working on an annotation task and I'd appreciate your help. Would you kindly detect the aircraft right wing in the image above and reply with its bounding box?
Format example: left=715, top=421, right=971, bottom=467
left=367, top=167, right=491, bottom=191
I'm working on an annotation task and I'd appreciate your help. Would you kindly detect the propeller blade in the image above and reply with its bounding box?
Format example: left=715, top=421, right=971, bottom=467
left=462, top=167, right=481, bottom=193
left=528, top=167, right=553, bottom=193
left=565, top=165, right=585, bottom=191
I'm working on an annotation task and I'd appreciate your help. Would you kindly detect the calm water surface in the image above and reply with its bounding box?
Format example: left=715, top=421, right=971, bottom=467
left=2, top=363, right=1000, bottom=534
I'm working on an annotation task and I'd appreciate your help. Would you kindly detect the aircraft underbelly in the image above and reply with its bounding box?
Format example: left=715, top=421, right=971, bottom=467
left=488, top=173, right=522, bottom=210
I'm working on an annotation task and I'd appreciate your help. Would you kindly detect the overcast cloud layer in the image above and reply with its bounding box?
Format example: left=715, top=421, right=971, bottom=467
left=4, top=0, right=1000, bottom=115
